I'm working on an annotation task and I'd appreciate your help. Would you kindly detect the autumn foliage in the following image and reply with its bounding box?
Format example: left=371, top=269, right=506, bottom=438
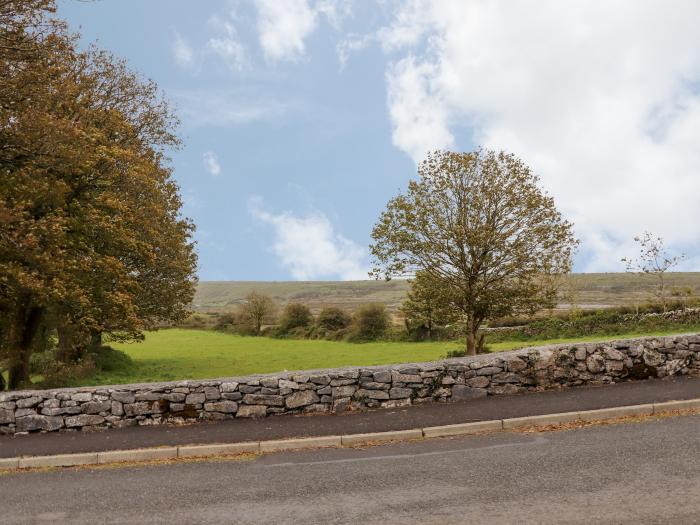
left=0, top=1, right=197, bottom=388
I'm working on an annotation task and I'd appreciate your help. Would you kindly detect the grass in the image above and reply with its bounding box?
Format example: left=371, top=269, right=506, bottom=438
left=60, top=326, right=697, bottom=387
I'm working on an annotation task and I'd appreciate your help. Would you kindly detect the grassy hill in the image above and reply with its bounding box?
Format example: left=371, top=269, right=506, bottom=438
left=194, top=273, right=700, bottom=313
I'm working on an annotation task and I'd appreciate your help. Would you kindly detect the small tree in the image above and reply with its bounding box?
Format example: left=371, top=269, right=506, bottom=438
left=279, top=303, right=313, bottom=332
left=353, top=304, right=390, bottom=340
left=621, top=232, right=685, bottom=312
left=317, top=307, right=351, bottom=331
left=239, top=292, right=276, bottom=335
left=371, top=149, right=577, bottom=355
left=401, top=271, right=460, bottom=339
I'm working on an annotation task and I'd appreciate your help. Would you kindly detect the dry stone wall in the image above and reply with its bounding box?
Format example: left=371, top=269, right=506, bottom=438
left=1, top=334, right=699, bottom=437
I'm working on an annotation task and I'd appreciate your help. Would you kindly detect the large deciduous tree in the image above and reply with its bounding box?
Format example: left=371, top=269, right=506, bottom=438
left=371, top=149, right=577, bottom=355
left=0, top=1, right=197, bottom=388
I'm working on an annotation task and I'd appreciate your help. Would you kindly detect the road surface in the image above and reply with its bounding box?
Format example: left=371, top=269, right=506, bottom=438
left=1, top=414, right=698, bottom=524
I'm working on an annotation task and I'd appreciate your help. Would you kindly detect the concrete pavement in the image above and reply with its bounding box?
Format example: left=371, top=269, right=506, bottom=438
left=0, top=414, right=698, bottom=524
left=1, top=376, right=699, bottom=459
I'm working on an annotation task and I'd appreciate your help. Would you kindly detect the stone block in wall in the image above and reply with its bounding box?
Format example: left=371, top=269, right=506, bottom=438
left=260, top=377, right=279, bottom=388
left=65, top=414, right=104, bottom=428
left=285, top=390, right=319, bottom=409
left=373, top=371, right=392, bottom=383
left=452, top=385, right=487, bottom=401
left=242, top=394, right=285, bottom=406
left=356, top=389, right=389, bottom=400
left=15, top=415, right=63, bottom=432
left=111, top=401, right=124, bottom=416
left=587, top=355, right=605, bottom=373
left=111, top=391, right=135, bottom=404
left=643, top=348, right=665, bottom=366
left=389, top=387, right=413, bottom=399
left=236, top=405, right=266, bottom=418
left=0, top=408, right=15, bottom=425
left=309, top=375, right=331, bottom=385
left=332, top=385, right=357, bottom=398
left=360, top=381, right=390, bottom=390
left=332, top=397, right=351, bottom=413
left=135, top=392, right=161, bottom=401
left=16, top=396, right=42, bottom=409
left=185, top=393, right=206, bottom=405
left=83, top=401, right=111, bottom=414
left=466, top=376, right=490, bottom=388
left=391, top=371, right=422, bottom=383
left=475, top=366, right=502, bottom=376
left=204, top=401, right=238, bottom=413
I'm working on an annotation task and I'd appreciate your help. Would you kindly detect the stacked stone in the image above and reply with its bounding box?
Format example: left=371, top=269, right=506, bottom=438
left=1, top=334, right=698, bottom=436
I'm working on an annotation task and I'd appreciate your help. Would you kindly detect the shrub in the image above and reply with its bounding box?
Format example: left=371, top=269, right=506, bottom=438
left=444, top=348, right=468, bottom=358
left=213, top=312, right=238, bottom=331
left=317, top=307, right=351, bottom=331
left=178, top=313, right=210, bottom=329
left=279, top=303, right=313, bottom=332
left=351, top=303, right=390, bottom=341
left=32, top=345, right=134, bottom=388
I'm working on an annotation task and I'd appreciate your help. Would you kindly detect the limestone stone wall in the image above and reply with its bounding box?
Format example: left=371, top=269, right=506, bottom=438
left=1, top=334, right=698, bottom=437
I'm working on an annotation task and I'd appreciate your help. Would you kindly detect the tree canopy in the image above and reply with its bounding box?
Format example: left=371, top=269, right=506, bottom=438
left=0, top=1, right=197, bottom=388
left=371, top=149, right=577, bottom=355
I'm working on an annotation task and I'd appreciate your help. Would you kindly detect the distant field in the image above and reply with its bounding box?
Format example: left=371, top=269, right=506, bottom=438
left=83, top=326, right=698, bottom=386
left=194, top=273, right=700, bottom=314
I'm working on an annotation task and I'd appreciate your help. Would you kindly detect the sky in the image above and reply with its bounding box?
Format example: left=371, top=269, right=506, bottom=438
left=58, top=0, right=700, bottom=280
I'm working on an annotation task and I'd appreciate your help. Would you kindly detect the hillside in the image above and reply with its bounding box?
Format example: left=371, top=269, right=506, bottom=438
left=193, top=273, right=700, bottom=313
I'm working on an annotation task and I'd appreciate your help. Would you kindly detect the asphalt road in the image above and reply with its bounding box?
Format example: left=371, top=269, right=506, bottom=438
left=3, top=376, right=699, bottom=458
left=1, top=415, right=698, bottom=524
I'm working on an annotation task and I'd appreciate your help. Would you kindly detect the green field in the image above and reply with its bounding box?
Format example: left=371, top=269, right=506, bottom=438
left=73, top=327, right=697, bottom=386
left=194, top=273, right=700, bottom=314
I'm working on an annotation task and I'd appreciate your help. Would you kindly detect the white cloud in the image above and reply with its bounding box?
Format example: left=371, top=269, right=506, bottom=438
left=203, top=151, right=221, bottom=176
left=336, top=33, right=373, bottom=70
left=381, top=0, right=700, bottom=271
left=254, top=0, right=318, bottom=62
left=207, top=15, right=247, bottom=70
left=172, top=30, right=194, bottom=68
left=249, top=197, right=368, bottom=280
left=172, top=90, right=295, bottom=128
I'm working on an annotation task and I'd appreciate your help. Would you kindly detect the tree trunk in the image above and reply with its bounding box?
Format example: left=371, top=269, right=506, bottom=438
left=466, top=330, right=477, bottom=356
left=56, top=324, right=75, bottom=363
left=476, top=332, right=487, bottom=353
left=88, top=331, right=102, bottom=351
left=465, top=318, right=482, bottom=356
left=7, top=301, right=44, bottom=390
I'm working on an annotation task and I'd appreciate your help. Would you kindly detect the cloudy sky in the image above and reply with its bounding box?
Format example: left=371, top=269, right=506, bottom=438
left=60, top=0, right=700, bottom=280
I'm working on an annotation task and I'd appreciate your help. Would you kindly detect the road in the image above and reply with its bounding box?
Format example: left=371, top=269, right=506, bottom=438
left=1, top=415, right=699, bottom=524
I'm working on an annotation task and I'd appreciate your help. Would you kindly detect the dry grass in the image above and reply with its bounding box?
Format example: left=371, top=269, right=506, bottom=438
left=510, top=407, right=700, bottom=434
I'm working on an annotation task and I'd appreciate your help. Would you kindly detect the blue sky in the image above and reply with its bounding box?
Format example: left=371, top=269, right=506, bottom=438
left=59, top=1, right=700, bottom=280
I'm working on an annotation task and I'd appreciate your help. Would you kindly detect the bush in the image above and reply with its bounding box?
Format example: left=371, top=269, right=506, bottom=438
left=178, top=313, right=210, bottom=329
left=213, top=312, right=238, bottom=331
left=350, top=303, right=390, bottom=341
left=32, top=345, right=134, bottom=388
left=279, top=303, right=313, bottom=332
left=317, top=307, right=351, bottom=331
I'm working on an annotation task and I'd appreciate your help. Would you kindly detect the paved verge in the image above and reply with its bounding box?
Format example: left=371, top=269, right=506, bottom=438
left=1, top=376, right=698, bottom=459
